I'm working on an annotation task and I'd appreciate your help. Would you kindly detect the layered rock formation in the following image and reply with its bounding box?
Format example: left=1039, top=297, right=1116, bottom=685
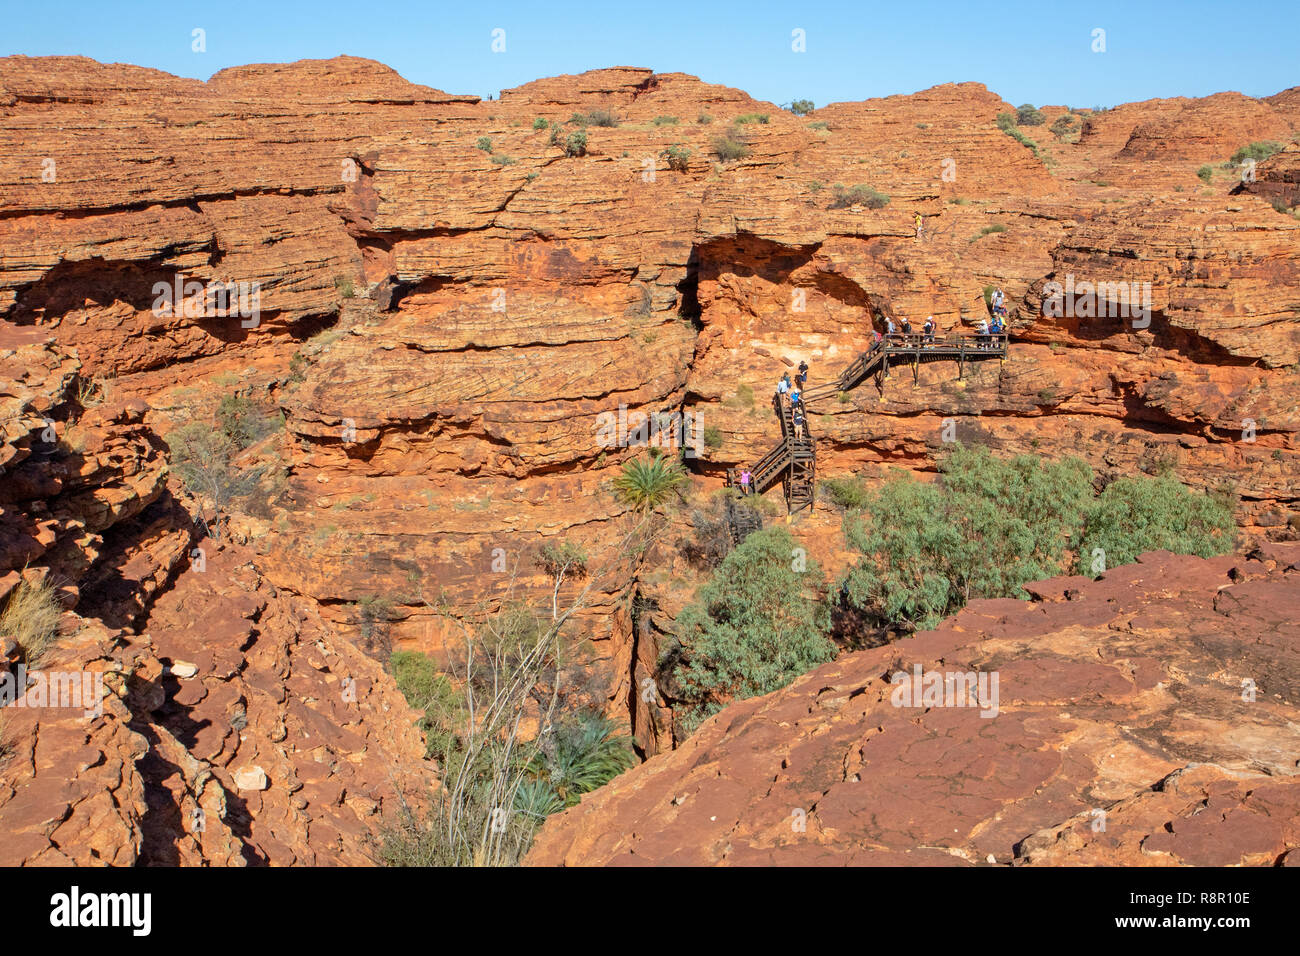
left=0, top=321, right=433, bottom=864
left=1, top=56, right=1298, bottom=863
left=526, top=545, right=1300, bottom=866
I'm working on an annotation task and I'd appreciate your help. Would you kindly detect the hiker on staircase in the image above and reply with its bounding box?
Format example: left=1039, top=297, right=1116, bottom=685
left=792, top=405, right=806, bottom=440
left=776, top=372, right=791, bottom=401
left=796, top=360, right=809, bottom=389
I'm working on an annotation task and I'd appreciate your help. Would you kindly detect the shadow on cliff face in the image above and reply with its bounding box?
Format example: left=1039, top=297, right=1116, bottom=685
left=132, top=717, right=265, bottom=867
left=76, top=491, right=196, bottom=630
left=9, top=257, right=323, bottom=376
left=127, top=625, right=266, bottom=866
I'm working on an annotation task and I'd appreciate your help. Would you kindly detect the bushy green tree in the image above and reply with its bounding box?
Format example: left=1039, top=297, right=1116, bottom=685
left=1076, top=475, right=1235, bottom=575
left=563, top=131, right=588, bottom=157
left=1016, top=103, right=1046, bottom=126
left=839, top=445, right=1093, bottom=629
left=665, top=527, right=834, bottom=733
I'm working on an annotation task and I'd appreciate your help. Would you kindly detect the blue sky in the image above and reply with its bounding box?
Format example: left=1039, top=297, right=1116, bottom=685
left=5, top=0, right=1297, bottom=109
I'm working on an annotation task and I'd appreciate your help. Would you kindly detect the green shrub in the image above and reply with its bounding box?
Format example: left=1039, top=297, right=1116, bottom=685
left=1196, top=165, right=1214, bottom=184
left=1016, top=103, right=1046, bottom=126
left=652, top=115, right=679, bottom=126
left=571, top=109, right=618, bottom=128
left=564, top=131, right=588, bottom=157
left=1230, top=141, right=1283, bottom=165
left=475, top=136, right=493, bottom=153
left=807, top=120, right=830, bottom=131
left=1075, top=476, right=1235, bottom=575
left=829, top=183, right=890, bottom=210
left=217, top=394, right=276, bottom=449
left=696, top=113, right=713, bottom=124
left=1050, top=114, right=1077, bottom=138
left=169, top=417, right=274, bottom=528
left=535, top=540, right=588, bottom=578
left=821, top=475, right=870, bottom=510
left=996, top=112, right=1018, bottom=132
left=613, top=453, right=688, bottom=509
left=333, top=275, right=355, bottom=298
left=839, top=446, right=1094, bottom=629
left=0, top=579, right=63, bottom=664
left=734, top=113, right=769, bottom=124
left=788, top=99, right=815, bottom=115
left=532, top=117, right=548, bottom=130
left=663, top=527, right=834, bottom=733
left=491, top=154, right=516, bottom=165
left=974, top=223, right=1007, bottom=239
left=734, top=383, right=755, bottom=408
left=391, top=650, right=463, bottom=761
left=1002, top=125, right=1041, bottom=158
left=712, top=134, right=750, bottom=161
left=662, top=144, right=692, bottom=172
left=703, top=425, right=723, bottom=449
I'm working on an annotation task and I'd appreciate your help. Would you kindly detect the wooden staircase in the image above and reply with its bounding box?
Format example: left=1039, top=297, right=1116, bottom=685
left=726, top=393, right=817, bottom=515
left=724, top=496, right=763, bottom=546
left=726, top=333, right=1008, bottom=516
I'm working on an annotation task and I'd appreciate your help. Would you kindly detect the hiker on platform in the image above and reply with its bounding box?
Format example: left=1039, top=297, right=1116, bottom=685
left=777, top=373, right=790, bottom=401
left=900, top=316, right=912, bottom=337
left=885, top=316, right=896, bottom=338
left=975, top=316, right=990, bottom=348
left=923, top=316, right=936, bottom=343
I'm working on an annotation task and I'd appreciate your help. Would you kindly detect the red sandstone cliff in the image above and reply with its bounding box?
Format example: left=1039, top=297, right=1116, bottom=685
left=527, top=544, right=1300, bottom=866
left=0, top=56, right=1298, bottom=863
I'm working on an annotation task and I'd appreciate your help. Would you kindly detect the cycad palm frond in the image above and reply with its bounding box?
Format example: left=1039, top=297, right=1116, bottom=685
left=613, top=453, right=687, bottom=509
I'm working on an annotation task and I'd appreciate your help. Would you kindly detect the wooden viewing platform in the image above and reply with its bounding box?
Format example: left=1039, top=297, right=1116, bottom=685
left=726, top=333, right=1009, bottom=518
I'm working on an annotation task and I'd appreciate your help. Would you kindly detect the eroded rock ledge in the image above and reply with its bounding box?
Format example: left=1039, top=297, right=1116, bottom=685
left=526, top=544, right=1300, bottom=867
